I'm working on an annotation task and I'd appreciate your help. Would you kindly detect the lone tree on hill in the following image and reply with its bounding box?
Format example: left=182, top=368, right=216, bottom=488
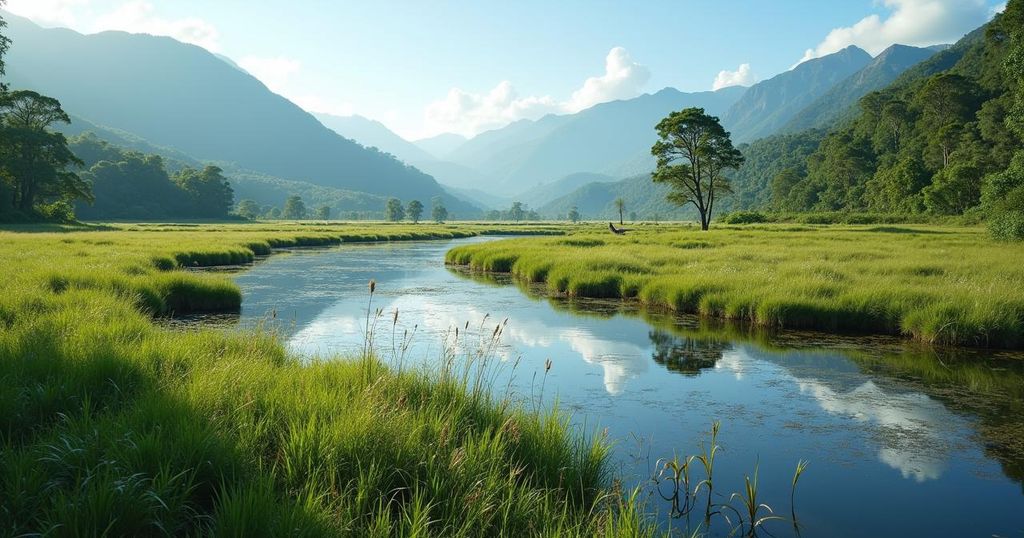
left=651, top=107, right=743, bottom=230
left=407, top=199, right=423, bottom=223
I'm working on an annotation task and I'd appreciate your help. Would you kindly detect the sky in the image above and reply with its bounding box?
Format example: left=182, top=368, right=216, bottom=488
left=5, top=0, right=1007, bottom=140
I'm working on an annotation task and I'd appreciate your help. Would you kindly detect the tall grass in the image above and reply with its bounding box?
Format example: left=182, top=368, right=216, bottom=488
left=446, top=224, right=1024, bottom=348
left=0, top=222, right=654, bottom=536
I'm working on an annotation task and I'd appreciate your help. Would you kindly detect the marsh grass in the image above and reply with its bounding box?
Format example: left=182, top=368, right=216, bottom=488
left=0, top=222, right=657, bottom=537
left=446, top=224, right=1024, bottom=348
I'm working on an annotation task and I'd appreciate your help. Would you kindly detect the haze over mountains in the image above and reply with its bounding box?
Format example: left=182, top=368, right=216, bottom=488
left=2, top=12, right=475, bottom=215
left=1, top=9, right=959, bottom=218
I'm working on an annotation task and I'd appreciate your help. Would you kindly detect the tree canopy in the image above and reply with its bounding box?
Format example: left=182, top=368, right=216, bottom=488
left=651, top=107, right=743, bottom=230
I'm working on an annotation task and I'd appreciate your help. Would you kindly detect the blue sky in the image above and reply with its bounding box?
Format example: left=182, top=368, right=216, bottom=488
left=5, top=0, right=1006, bottom=139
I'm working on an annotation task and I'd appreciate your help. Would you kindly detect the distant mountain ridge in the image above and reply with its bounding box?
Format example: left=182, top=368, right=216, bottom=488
left=2, top=12, right=474, bottom=213
left=782, top=44, right=940, bottom=133
left=443, top=86, right=747, bottom=196
left=722, top=45, right=873, bottom=142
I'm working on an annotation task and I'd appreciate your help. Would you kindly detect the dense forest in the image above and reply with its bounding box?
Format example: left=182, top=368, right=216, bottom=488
left=731, top=4, right=1024, bottom=238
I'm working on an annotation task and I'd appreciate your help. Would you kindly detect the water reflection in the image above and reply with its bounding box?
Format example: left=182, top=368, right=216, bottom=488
left=205, top=237, right=1024, bottom=537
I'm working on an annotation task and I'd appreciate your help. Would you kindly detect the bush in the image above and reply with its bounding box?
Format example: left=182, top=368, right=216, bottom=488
left=722, top=211, right=768, bottom=224
left=989, top=210, right=1024, bottom=241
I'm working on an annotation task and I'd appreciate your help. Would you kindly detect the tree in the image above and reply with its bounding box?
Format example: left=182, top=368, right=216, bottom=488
left=568, top=206, right=580, bottom=223
left=431, top=196, right=448, bottom=223
left=236, top=199, right=260, bottom=220
left=266, top=207, right=282, bottom=219
left=651, top=108, right=743, bottom=230
left=509, top=201, right=524, bottom=222
left=315, top=205, right=331, bottom=220
left=406, top=199, right=424, bottom=223
left=0, top=91, right=91, bottom=214
left=385, top=197, right=404, bottom=222
left=613, top=197, right=625, bottom=225
left=173, top=165, right=233, bottom=218
left=282, top=195, right=307, bottom=219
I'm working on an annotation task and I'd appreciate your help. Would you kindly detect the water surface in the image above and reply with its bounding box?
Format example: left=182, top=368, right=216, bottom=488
left=215, top=237, right=1024, bottom=537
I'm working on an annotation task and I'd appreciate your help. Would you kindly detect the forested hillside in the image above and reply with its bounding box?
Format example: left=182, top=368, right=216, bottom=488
left=764, top=5, right=1022, bottom=236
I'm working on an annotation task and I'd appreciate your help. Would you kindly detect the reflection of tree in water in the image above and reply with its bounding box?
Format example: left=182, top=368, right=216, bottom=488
left=649, top=330, right=728, bottom=376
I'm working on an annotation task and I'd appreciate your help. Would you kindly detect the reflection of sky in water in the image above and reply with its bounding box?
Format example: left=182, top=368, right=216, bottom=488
left=232, top=237, right=1023, bottom=538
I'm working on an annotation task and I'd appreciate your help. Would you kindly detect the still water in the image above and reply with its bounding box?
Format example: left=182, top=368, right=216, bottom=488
left=211, top=236, right=1023, bottom=537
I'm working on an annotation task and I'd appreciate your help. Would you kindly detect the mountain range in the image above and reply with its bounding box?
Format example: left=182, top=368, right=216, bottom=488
left=1, top=10, right=960, bottom=218
left=2, top=12, right=475, bottom=215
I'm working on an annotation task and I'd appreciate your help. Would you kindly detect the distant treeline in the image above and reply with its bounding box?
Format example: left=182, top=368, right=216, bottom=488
left=71, top=134, right=234, bottom=220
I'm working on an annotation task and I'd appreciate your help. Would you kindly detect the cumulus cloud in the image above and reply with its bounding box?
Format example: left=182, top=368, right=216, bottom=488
left=564, top=47, right=651, bottom=112
left=238, top=55, right=301, bottom=95
left=712, top=63, right=756, bottom=90
left=424, top=81, right=561, bottom=137
left=423, top=47, right=650, bottom=137
left=4, top=0, right=90, bottom=27
left=797, top=0, right=993, bottom=64
left=91, top=0, right=222, bottom=52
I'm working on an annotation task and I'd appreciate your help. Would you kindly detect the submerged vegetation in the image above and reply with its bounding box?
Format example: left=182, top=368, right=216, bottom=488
left=446, top=224, right=1024, bottom=348
left=0, top=222, right=663, bottom=536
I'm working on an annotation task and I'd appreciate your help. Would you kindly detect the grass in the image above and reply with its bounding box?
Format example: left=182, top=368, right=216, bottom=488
left=445, top=223, right=1024, bottom=349
left=0, top=221, right=658, bottom=536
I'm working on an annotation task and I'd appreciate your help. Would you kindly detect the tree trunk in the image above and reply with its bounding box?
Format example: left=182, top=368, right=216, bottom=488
left=619, top=209, right=623, bottom=225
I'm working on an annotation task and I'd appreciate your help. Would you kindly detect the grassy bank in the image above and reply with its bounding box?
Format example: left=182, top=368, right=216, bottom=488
left=446, top=224, right=1024, bottom=348
left=0, top=222, right=651, bottom=536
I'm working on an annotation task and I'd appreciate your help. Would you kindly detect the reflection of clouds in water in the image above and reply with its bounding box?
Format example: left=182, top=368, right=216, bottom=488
left=714, top=350, right=746, bottom=380
left=796, top=378, right=948, bottom=482
left=559, top=328, right=648, bottom=395
left=287, top=294, right=649, bottom=395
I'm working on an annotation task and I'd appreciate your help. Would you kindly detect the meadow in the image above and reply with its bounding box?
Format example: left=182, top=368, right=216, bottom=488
left=0, top=221, right=657, bottom=536
left=446, top=223, right=1024, bottom=349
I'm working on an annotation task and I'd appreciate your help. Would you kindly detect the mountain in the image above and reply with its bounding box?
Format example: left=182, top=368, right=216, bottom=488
left=445, top=86, right=747, bottom=196
left=314, top=113, right=435, bottom=164
left=783, top=44, right=939, bottom=133
left=413, top=133, right=468, bottom=160
left=540, top=174, right=694, bottom=221
left=517, top=172, right=617, bottom=208
left=722, top=45, right=873, bottom=142
left=2, top=13, right=473, bottom=212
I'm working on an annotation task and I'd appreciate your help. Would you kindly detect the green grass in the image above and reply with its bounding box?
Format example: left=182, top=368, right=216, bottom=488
left=446, top=223, right=1024, bottom=348
left=0, top=221, right=654, bottom=537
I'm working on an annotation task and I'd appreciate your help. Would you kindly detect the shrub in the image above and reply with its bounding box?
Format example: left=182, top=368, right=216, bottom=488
left=722, top=211, right=768, bottom=224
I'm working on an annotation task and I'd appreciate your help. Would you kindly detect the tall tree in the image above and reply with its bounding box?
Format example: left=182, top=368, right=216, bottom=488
left=282, top=195, right=307, bottom=220
left=651, top=108, right=743, bottom=230
left=431, top=196, right=448, bottom=223
left=613, top=197, right=625, bottom=225
left=385, top=197, right=404, bottom=222
left=0, top=91, right=91, bottom=214
left=406, top=199, right=423, bottom=223
left=568, top=206, right=580, bottom=224
left=315, top=205, right=331, bottom=220
left=173, top=165, right=234, bottom=218
left=509, top=201, right=524, bottom=222
left=236, top=199, right=260, bottom=220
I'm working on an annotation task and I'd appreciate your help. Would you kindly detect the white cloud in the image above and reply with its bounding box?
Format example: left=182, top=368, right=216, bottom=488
left=564, top=46, right=651, bottom=112
left=4, top=0, right=90, bottom=27
left=238, top=55, right=301, bottom=95
left=797, top=0, right=993, bottom=64
left=422, top=47, right=650, bottom=137
left=712, top=63, right=756, bottom=90
left=423, top=81, right=561, bottom=138
left=91, top=0, right=222, bottom=52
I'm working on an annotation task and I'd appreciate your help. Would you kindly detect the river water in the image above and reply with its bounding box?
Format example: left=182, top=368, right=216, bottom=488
left=202, top=236, right=1024, bottom=537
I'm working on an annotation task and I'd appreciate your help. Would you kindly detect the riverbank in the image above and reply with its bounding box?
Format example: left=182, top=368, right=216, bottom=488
left=445, top=224, right=1024, bottom=349
left=0, top=222, right=651, bottom=536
